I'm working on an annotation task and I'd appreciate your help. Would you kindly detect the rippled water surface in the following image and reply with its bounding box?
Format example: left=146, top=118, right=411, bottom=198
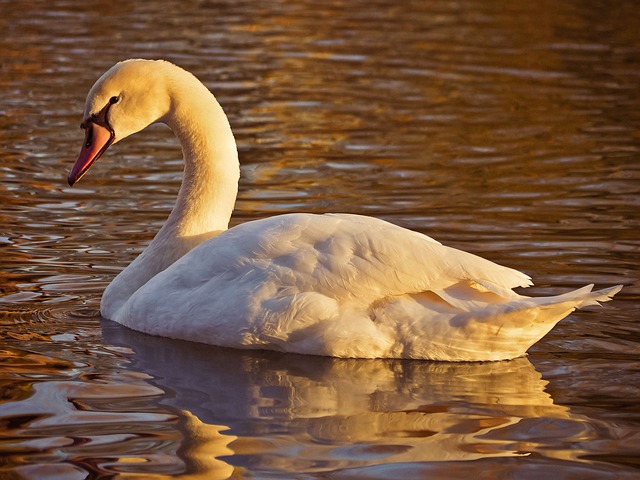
left=1, top=0, right=639, bottom=478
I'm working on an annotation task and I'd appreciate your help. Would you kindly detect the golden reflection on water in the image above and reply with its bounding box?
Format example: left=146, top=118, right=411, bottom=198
left=6, top=325, right=611, bottom=478
left=99, top=322, right=605, bottom=477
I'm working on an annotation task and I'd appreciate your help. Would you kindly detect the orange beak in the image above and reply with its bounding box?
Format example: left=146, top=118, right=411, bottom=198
left=68, top=122, right=114, bottom=186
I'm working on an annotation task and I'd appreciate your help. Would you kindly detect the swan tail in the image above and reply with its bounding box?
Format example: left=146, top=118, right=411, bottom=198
left=555, top=283, right=622, bottom=309
left=487, top=283, right=623, bottom=327
left=463, top=284, right=624, bottom=360
left=376, top=284, right=623, bottom=361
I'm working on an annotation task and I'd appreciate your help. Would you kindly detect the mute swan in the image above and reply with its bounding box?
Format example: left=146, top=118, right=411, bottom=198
left=68, top=59, right=621, bottom=361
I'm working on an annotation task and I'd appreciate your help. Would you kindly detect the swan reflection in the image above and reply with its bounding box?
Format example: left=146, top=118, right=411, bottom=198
left=102, top=320, right=581, bottom=477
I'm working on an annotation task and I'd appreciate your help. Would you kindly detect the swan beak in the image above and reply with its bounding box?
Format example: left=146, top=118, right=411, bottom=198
left=68, top=122, right=114, bottom=186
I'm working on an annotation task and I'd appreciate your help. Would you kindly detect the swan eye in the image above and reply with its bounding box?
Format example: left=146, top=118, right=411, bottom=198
left=109, top=96, right=119, bottom=104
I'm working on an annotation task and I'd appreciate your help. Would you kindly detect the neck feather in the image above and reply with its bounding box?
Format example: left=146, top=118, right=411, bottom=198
left=101, top=74, right=239, bottom=320
left=163, top=90, right=239, bottom=241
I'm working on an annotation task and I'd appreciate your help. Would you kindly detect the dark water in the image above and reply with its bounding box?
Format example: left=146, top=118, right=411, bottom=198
left=1, top=0, right=639, bottom=478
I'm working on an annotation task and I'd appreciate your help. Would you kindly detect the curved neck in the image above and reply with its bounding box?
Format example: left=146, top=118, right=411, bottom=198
left=162, top=94, right=239, bottom=242
left=138, top=88, right=240, bottom=276
left=101, top=80, right=239, bottom=320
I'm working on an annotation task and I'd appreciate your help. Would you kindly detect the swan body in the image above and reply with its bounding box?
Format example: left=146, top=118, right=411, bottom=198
left=68, top=59, right=622, bottom=361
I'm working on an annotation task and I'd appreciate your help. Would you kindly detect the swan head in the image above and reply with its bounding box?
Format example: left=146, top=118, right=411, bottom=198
left=68, top=59, right=175, bottom=186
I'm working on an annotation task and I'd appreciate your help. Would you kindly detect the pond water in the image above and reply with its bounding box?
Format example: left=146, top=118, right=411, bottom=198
left=1, top=0, right=639, bottom=478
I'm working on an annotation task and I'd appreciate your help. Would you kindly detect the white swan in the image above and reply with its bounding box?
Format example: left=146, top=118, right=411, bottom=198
left=68, top=59, right=622, bottom=361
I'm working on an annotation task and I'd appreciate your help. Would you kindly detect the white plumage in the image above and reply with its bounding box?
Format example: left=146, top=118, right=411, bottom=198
left=68, top=59, right=621, bottom=361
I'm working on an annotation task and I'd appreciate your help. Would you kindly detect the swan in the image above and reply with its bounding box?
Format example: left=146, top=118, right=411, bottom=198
left=67, top=59, right=622, bottom=361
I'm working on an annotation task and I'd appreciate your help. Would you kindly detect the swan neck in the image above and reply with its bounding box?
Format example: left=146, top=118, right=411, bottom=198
left=101, top=64, right=240, bottom=321
left=164, top=89, right=240, bottom=240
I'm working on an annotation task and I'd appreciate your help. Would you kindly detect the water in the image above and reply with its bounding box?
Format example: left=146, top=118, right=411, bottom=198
left=1, top=0, right=639, bottom=477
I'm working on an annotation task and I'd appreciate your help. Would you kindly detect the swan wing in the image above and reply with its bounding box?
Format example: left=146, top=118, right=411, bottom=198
left=112, top=213, right=620, bottom=360
left=113, top=214, right=527, bottom=345
left=164, top=212, right=532, bottom=305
